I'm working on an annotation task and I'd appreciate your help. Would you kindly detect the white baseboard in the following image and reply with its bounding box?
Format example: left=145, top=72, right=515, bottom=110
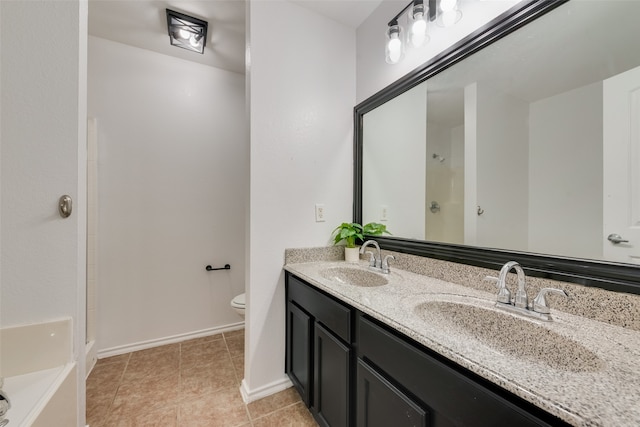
left=239, top=376, right=293, bottom=404
left=96, top=321, right=245, bottom=359
left=85, top=340, right=97, bottom=377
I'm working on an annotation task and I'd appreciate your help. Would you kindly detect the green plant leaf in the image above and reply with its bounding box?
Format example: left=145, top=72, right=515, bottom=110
left=363, top=222, right=391, bottom=236
left=332, top=222, right=365, bottom=247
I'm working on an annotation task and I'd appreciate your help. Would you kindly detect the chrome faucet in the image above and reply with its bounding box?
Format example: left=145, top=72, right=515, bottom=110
left=499, top=261, right=528, bottom=308
left=360, top=240, right=381, bottom=268
left=359, top=240, right=394, bottom=274
left=486, top=261, right=568, bottom=321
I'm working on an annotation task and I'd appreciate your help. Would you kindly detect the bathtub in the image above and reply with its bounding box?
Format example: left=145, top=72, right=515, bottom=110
left=2, top=363, right=77, bottom=427
left=0, top=318, right=78, bottom=426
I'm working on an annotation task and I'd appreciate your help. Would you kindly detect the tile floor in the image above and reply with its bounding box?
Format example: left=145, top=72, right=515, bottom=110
left=86, top=329, right=318, bottom=426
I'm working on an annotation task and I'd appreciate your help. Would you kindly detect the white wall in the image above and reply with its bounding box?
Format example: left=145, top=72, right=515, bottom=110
left=529, top=81, right=603, bottom=259
left=362, top=83, right=426, bottom=239
left=356, top=0, right=522, bottom=103
left=464, top=83, right=478, bottom=245
left=475, top=83, right=529, bottom=250
left=88, top=36, right=247, bottom=353
left=449, top=124, right=465, bottom=244
left=245, top=0, right=354, bottom=399
left=0, top=0, right=87, bottom=422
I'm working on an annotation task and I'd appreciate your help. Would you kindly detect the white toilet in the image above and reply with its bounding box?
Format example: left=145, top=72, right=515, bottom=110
left=231, top=293, right=245, bottom=317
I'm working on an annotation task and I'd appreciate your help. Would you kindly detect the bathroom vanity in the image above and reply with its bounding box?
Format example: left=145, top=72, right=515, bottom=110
left=284, top=1, right=640, bottom=424
left=284, top=258, right=640, bottom=427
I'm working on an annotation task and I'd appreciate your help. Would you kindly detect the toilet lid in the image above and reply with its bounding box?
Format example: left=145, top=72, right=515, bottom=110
left=231, top=293, right=245, bottom=307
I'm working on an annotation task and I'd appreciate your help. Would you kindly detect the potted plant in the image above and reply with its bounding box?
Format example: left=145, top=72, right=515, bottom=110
left=332, top=222, right=391, bottom=263
left=332, top=222, right=364, bottom=262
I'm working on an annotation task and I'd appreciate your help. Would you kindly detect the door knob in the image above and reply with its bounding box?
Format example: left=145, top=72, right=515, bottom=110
left=58, top=195, right=72, bottom=218
left=607, top=233, right=629, bottom=244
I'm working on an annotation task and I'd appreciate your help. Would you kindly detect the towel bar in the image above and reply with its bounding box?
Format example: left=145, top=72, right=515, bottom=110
left=206, top=264, right=231, bottom=271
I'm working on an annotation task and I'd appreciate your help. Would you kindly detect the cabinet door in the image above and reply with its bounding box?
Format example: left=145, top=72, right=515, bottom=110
left=314, top=323, right=350, bottom=427
left=358, top=315, right=564, bottom=427
left=286, top=301, right=313, bottom=405
left=357, top=360, right=428, bottom=427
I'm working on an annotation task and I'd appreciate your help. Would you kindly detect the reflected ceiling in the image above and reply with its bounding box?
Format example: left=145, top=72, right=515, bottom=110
left=427, top=1, right=640, bottom=127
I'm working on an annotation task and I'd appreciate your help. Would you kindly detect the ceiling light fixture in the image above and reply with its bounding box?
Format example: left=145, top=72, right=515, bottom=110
left=385, top=0, right=463, bottom=65
left=166, top=9, right=208, bottom=54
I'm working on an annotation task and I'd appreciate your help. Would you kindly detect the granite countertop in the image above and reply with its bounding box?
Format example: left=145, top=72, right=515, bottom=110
left=284, top=260, right=640, bottom=427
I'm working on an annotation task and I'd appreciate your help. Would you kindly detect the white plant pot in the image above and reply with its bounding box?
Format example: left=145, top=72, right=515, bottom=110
left=344, top=246, right=361, bottom=263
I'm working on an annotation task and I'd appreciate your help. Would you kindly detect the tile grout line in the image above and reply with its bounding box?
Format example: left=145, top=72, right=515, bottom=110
left=92, top=352, right=130, bottom=426
left=224, top=332, right=254, bottom=426
left=107, top=353, right=130, bottom=425
left=222, top=332, right=255, bottom=427
left=249, top=400, right=305, bottom=424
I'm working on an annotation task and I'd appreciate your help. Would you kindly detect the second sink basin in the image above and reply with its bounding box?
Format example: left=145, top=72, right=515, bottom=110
left=414, top=298, right=604, bottom=373
left=320, top=266, right=388, bottom=287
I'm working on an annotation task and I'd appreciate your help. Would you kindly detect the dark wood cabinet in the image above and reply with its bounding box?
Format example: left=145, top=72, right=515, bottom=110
left=286, top=274, right=352, bottom=427
left=285, top=272, right=570, bottom=427
left=286, top=301, right=312, bottom=405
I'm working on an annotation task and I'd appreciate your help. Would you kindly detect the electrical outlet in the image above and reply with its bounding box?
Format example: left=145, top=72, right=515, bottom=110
left=315, top=204, right=326, bottom=222
left=381, top=205, right=388, bottom=221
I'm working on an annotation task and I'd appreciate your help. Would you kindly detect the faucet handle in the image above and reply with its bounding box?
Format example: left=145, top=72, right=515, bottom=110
left=484, top=276, right=511, bottom=304
left=364, top=251, right=376, bottom=267
left=513, top=275, right=528, bottom=309
left=381, top=255, right=395, bottom=274
left=532, top=288, right=568, bottom=314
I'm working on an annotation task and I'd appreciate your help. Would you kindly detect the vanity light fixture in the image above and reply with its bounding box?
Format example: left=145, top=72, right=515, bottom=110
left=166, top=9, right=208, bottom=54
left=385, top=0, right=462, bottom=64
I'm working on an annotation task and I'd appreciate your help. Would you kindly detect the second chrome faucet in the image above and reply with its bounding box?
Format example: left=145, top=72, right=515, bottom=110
left=360, top=240, right=394, bottom=274
left=486, top=261, right=568, bottom=321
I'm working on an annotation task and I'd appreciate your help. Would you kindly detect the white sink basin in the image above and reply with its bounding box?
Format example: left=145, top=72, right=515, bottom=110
left=320, top=266, right=389, bottom=287
left=414, top=297, right=604, bottom=373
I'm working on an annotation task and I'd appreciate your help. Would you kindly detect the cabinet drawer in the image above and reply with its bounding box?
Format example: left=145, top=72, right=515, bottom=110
left=287, top=274, right=352, bottom=343
left=358, top=315, right=557, bottom=427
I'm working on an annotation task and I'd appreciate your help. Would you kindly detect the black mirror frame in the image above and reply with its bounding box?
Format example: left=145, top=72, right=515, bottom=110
left=353, top=0, right=640, bottom=296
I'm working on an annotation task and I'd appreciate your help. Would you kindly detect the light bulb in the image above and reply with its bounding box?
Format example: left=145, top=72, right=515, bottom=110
left=388, top=37, right=402, bottom=63
left=178, top=28, right=191, bottom=39
left=385, top=23, right=404, bottom=64
left=409, top=14, right=428, bottom=47
left=437, top=0, right=462, bottom=28
left=440, top=0, right=457, bottom=12
left=189, top=35, right=202, bottom=47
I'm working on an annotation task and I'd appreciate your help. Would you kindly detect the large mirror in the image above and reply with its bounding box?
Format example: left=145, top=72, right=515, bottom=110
left=355, top=0, right=640, bottom=294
